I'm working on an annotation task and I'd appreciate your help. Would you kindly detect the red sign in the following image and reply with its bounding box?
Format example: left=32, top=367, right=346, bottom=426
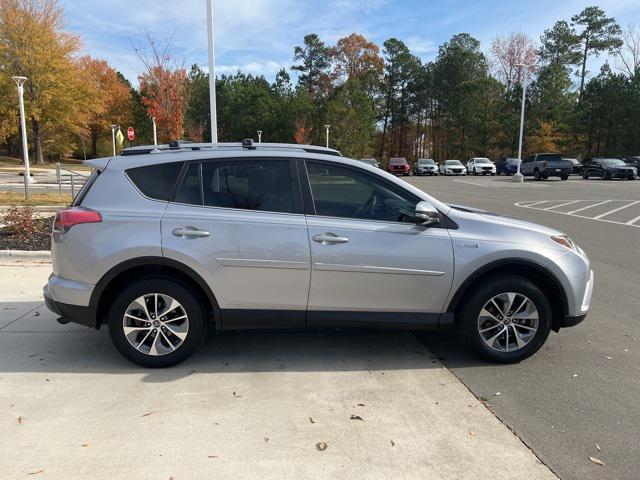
left=127, top=127, right=135, bottom=141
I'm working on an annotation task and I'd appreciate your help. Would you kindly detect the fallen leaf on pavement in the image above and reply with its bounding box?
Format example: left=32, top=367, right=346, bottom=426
left=309, top=416, right=316, bottom=424
left=34, top=311, right=40, bottom=317
left=264, top=437, right=269, bottom=443
left=316, top=442, right=327, bottom=451
left=233, top=391, right=242, bottom=398
left=356, top=403, right=365, bottom=407
left=17, top=416, right=23, bottom=424
left=589, top=456, right=604, bottom=466
left=350, top=415, right=364, bottom=421
left=27, top=470, right=44, bottom=476
left=469, top=430, right=476, bottom=436
left=207, top=455, right=218, bottom=458
left=596, top=443, right=601, bottom=451
left=390, top=439, right=395, bottom=447
left=494, top=392, right=501, bottom=396
left=81, top=443, right=90, bottom=447
left=141, top=411, right=155, bottom=417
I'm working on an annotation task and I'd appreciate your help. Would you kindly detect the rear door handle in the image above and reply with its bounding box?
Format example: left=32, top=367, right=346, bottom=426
left=172, top=226, right=210, bottom=238
left=313, top=233, right=349, bottom=244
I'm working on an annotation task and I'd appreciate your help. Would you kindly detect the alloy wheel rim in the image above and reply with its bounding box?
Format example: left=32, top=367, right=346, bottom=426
left=122, top=293, right=189, bottom=356
left=477, top=292, right=539, bottom=352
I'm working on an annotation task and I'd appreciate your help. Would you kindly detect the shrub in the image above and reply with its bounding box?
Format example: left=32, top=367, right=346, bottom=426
left=4, top=206, right=39, bottom=242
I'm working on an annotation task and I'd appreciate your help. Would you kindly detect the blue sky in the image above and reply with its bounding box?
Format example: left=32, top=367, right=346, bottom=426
left=61, top=0, right=640, bottom=85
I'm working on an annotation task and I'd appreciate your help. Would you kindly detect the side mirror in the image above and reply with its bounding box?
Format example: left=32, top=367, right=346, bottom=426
left=415, top=201, right=440, bottom=226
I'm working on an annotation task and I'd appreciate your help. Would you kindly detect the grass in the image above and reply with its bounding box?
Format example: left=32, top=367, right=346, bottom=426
left=0, top=191, right=71, bottom=207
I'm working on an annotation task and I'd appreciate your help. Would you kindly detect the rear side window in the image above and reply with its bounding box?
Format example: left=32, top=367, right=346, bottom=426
left=126, top=162, right=183, bottom=201
left=202, top=160, right=294, bottom=213
left=175, top=163, right=202, bottom=205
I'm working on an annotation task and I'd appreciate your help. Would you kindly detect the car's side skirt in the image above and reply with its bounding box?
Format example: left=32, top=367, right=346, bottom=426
left=220, top=309, right=453, bottom=331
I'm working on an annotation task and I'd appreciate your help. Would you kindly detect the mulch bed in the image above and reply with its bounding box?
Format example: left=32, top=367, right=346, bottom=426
left=0, top=216, right=53, bottom=251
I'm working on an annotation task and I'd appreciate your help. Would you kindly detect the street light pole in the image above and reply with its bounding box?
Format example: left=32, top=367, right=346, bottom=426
left=110, top=124, right=118, bottom=156
left=325, top=124, right=331, bottom=148
left=152, top=117, right=157, bottom=145
left=257, top=130, right=262, bottom=143
left=12, top=76, right=31, bottom=201
left=206, top=0, right=218, bottom=143
left=512, top=63, right=536, bottom=183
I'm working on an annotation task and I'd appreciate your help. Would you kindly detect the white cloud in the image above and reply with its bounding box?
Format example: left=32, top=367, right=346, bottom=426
left=405, top=36, right=437, bottom=56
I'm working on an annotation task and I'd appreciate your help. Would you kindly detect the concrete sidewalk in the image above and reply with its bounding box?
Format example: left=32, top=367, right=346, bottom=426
left=0, top=260, right=557, bottom=480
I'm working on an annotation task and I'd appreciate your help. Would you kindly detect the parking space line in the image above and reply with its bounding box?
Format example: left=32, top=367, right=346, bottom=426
left=592, top=200, right=639, bottom=219
left=542, top=200, right=581, bottom=210
left=515, top=199, right=640, bottom=229
left=566, top=200, right=610, bottom=214
left=626, top=215, right=640, bottom=225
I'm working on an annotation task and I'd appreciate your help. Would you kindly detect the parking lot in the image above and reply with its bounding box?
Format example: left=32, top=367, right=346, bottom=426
left=408, top=175, right=640, bottom=480
left=1, top=173, right=638, bottom=480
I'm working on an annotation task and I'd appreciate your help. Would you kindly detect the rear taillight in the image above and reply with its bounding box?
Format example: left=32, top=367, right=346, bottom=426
left=53, top=207, right=101, bottom=233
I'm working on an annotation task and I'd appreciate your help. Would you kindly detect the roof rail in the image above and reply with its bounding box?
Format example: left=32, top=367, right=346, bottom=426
left=120, top=141, right=342, bottom=157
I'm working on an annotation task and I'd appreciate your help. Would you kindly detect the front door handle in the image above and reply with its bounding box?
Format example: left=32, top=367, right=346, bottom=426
left=313, top=233, right=349, bottom=244
left=172, top=226, right=210, bottom=238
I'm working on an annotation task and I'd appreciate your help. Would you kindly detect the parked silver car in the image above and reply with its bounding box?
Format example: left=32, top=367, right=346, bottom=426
left=44, top=141, right=593, bottom=367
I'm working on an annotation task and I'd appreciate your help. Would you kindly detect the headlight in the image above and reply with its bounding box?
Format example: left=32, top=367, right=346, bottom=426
left=551, top=235, right=576, bottom=251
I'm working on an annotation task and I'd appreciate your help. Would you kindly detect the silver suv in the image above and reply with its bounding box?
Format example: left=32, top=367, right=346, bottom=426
left=44, top=141, right=593, bottom=367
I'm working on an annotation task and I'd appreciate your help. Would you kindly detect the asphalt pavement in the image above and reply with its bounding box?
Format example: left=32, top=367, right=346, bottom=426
left=408, top=174, right=639, bottom=480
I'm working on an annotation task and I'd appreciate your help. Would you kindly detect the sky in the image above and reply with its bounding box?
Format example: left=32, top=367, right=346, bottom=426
left=60, top=0, right=640, bottom=85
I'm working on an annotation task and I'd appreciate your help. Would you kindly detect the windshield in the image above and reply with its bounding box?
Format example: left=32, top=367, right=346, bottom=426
left=389, top=158, right=407, bottom=165
left=445, top=160, right=462, bottom=166
left=602, top=159, right=626, bottom=166
left=474, top=158, right=491, bottom=164
left=418, top=159, right=435, bottom=165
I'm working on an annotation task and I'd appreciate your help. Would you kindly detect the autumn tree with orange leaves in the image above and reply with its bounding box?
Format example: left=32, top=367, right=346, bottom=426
left=78, top=56, right=132, bottom=157
left=137, top=34, right=187, bottom=143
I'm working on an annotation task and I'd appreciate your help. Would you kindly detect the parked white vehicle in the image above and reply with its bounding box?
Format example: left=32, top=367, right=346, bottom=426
left=439, top=160, right=466, bottom=175
left=467, top=158, right=496, bottom=175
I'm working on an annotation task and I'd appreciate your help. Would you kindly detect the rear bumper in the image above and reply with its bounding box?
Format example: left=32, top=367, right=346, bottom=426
left=44, top=290, right=98, bottom=328
left=43, top=276, right=98, bottom=328
left=543, top=168, right=571, bottom=177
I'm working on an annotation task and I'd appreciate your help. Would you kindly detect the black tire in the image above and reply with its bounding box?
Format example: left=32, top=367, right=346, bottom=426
left=603, top=171, right=611, bottom=180
left=561, top=175, right=569, bottom=181
left=582, top=172, right=589, bottom=179
left=533, top=168, right=540, bottom=181
left=457, top=275, right=552, bottom=363
left=108, top=278, right=208, bottom=367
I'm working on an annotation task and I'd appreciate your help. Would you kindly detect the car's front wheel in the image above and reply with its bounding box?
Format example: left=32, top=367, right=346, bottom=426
left=108, top=278, right=207, bottom=367
left=458, top=276, right=552, bottom=363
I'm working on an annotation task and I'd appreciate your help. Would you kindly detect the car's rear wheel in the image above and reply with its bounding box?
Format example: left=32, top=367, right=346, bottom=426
left=458, top=276, right=552, bottom=363
left=582, top=172, right=589, bottom=179
left=533, top=168, right=540, bottom=180
left=108, top=278, right=207, bottom=367
left=561, top=175, right=569, bottom=180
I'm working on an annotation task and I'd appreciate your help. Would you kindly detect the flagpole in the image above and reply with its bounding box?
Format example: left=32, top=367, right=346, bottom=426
left=206, top=0, right=218, bottom=144
left=110, top=124, right=117, bottom=156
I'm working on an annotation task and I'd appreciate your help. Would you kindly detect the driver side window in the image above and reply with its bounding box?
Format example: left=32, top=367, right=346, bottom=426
left=305, top=161, right=418, bottom=223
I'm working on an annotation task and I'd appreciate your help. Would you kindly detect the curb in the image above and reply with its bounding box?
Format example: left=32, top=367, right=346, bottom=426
left=0, top=250, right=51, bottom=261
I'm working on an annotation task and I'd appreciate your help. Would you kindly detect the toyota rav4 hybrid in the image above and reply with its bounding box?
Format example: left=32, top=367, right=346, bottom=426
left=44, top=142, right=593, bottom=368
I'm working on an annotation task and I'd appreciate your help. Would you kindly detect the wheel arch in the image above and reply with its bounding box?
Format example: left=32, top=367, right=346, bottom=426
left=446, top=259, right=568, bottom=330
left=90, top=256, right=220, bottom=329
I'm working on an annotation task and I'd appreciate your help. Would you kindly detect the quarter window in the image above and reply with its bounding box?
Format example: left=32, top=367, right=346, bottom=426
left=126, top=162, right=182, bottom=201
left=306, top=162, right=418, bottom=223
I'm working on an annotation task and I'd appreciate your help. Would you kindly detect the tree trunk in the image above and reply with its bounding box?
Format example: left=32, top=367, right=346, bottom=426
left=90, top=126, right=99, bottom=158
left=31, top=117, right=44, bottom=165
left=578, top=37, right=589, bottom=97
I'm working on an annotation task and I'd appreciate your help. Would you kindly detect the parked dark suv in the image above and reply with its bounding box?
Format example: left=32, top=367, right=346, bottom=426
left=582, top=158, right=637, bottom=180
